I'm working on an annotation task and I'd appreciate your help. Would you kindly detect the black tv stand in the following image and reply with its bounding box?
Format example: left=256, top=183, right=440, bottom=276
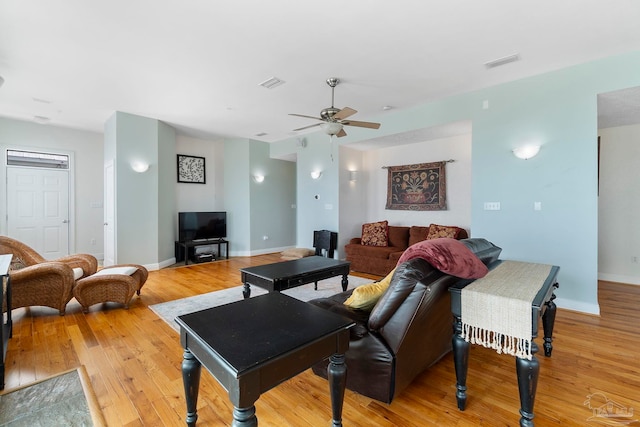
left=175, top=238, right=229, bottom=265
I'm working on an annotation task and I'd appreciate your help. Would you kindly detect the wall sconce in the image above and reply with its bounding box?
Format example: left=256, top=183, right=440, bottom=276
left=349, top=170, right=358, bottom=182
left=253, top=174, right=265, bottom=183
left=512, top=145, right=541, bottom=160
left=310, top=170, right=322, bottom=180
left=131, top=161, right=149, bottom=173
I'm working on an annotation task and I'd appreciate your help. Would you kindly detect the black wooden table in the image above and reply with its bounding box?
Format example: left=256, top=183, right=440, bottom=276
left=175, top=238, right=229, bottom=265
left=240, top=256, right=350, bottom=299
left=175, top=291, right=354, bottom=426
left=0, top=254, right=13, bottom=390
left=449, top=260, right=560, bottom=427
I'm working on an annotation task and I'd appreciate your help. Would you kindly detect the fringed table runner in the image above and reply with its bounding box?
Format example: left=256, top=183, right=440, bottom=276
left=461, top=261, right=552, bottom=360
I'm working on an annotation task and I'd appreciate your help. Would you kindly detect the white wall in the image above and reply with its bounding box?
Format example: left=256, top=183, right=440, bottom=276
left=0, top=117, right=104, bottom=257
left=361, top=133, right=472, bottom=233
left=175, top=135, right=225, bottom=213
left=598, top=124, right=640, bottom=284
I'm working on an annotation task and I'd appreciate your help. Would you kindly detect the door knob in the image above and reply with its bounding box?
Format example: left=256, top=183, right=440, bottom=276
left=62, top=219, right=69, bottom=223
left=104, top=222, right=108, bottom=226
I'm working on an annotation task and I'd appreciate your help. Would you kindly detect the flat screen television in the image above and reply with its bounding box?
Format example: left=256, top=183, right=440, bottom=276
left=178, top=211, right=227, bottom=242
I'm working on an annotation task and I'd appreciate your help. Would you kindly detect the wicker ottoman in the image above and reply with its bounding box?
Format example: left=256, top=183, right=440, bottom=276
left=73, top=264, right=148, bottom=313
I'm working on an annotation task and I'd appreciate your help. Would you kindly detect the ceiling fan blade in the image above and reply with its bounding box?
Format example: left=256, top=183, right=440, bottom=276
left=289, top=113, right=323, bottom=121
left=342, top=119, right=381, bottom=129
left=293, top=122, right=322, bottom=131
left=336, top=128, right=347, bottom=138
left=333, top=107, right=357, bottom=120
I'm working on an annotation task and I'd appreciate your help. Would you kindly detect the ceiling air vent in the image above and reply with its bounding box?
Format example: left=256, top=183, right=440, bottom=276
left=258, top=77, right=285, bottom=89
left=484, top=53, right=520, bottom=69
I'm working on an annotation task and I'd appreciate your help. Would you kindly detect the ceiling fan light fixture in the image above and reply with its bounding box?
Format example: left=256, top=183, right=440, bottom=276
left=320, top=122, right=343, bottom=136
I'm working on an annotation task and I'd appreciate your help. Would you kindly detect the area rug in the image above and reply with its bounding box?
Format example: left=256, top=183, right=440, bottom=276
left=150, top=275, right=372, bottom=332
left=0, top=366, right=105, bottom=426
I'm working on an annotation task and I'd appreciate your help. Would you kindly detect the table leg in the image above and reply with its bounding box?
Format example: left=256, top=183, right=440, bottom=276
left=341, top=274, right=348, bottom=292
left=516, top=342, right=539, bottom=427
left=231, top=406, right=257, bottom=427
left=243, top=283, right=251, bottom=299
left=452, top=316, right=469, bottom=410
left=542, top=287, right=558, bottom=357
left=182, top=349, right=202, bottom=427
left=328, top=353, right=347, bottom=427
left=6, top=275, right=11, bottom=338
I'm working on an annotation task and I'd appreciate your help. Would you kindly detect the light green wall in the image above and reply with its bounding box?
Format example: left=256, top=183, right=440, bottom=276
left=249, top=140, right=296, bottom=251
left=295, top=138, right=340, bottom=248
left=224, top=138, right=251, bottom=253
left=157, top=121, right=177, bottom=262
left=105, top=111, right=176, bottom=266
left=273, top=50, right=640, bottom=314
left=225, top=138, right=296, bottom=254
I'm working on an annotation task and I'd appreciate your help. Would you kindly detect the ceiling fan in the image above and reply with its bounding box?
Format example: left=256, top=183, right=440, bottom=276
left=289, top=78, right=381, bottom=138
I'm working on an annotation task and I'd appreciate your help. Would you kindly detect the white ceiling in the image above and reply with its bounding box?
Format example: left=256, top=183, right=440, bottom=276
left=1, top=0, right=639, bottom=145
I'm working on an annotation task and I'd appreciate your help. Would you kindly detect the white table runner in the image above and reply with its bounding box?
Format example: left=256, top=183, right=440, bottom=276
left=460, top=260, right=552, bottom=360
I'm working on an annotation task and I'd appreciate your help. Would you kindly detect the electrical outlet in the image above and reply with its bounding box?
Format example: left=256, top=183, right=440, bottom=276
left=483, top=202, right=500, bottom=211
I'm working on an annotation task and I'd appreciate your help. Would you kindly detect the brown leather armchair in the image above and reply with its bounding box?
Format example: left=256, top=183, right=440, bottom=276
left=0, top=236, right=99, bottom=315
left=308, top=238, right=502, bottom=403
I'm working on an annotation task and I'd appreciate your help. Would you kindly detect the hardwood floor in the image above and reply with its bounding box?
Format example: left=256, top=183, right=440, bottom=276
left=4, top=254, right=639, bottom=426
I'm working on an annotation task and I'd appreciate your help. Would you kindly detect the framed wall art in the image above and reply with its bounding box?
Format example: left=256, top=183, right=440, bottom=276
left=385, top=161, right=447, bottom=211
left=177, top=154, right=206, bottom=184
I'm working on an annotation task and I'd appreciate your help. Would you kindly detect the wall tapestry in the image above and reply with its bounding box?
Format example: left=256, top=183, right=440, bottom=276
left=385, top=161, right=447, bottom=210
left=177, top=154, right=206, bottom=184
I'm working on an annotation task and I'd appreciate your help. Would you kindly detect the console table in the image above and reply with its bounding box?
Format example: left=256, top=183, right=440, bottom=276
left=175, top=238, right=229, bottom=265
left=0, top=254, right=13, bottom=390
left=449, top=260, right=559, bottom=427
left=175, top=291, right=354, bottom=426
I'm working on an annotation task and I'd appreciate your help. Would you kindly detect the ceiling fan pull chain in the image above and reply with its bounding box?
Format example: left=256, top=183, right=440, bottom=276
left=330, top=134, right=335, bottom=162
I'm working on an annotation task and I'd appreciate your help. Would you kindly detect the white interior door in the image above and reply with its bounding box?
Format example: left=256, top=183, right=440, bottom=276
left=103, top=160, right=116, bottom=266
left=6, top=167, right=70, bottom=259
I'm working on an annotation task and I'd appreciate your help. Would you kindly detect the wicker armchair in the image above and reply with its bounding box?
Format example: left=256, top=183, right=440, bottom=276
left=0, top=236, right=100, bottom=316
left=3, top=261, right=76, bottom=315
left=0, top=236, right=98, bottom=278
left=73, top=264, right=148, bottom=312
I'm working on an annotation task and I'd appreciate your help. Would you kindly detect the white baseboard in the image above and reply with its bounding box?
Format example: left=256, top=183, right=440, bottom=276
left=554, top=297, right=600, bottom=315
left=598, top=272, right=640, bottom=286
left=233, top=246, right=296, bottom=257
left=143, top=257, right=176, bottom=271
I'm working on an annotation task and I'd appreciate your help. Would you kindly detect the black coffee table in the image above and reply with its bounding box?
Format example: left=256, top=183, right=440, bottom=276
left=176, top=292, right=355, bottom=426
left=240, top=255, right=350, bottom=299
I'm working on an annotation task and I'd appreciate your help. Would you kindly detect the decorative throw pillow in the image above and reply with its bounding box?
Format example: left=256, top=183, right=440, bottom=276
left=361, top=220, right=389, bottom=247
left=280, top=248, right=315, bottom=260
left=344, top=267, right=397, bottom=310
left=397, top=238, right=488, bottom=279
left=426, top=223, right=463, bottom=240
left=93, top=266, right=138, bottom=276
